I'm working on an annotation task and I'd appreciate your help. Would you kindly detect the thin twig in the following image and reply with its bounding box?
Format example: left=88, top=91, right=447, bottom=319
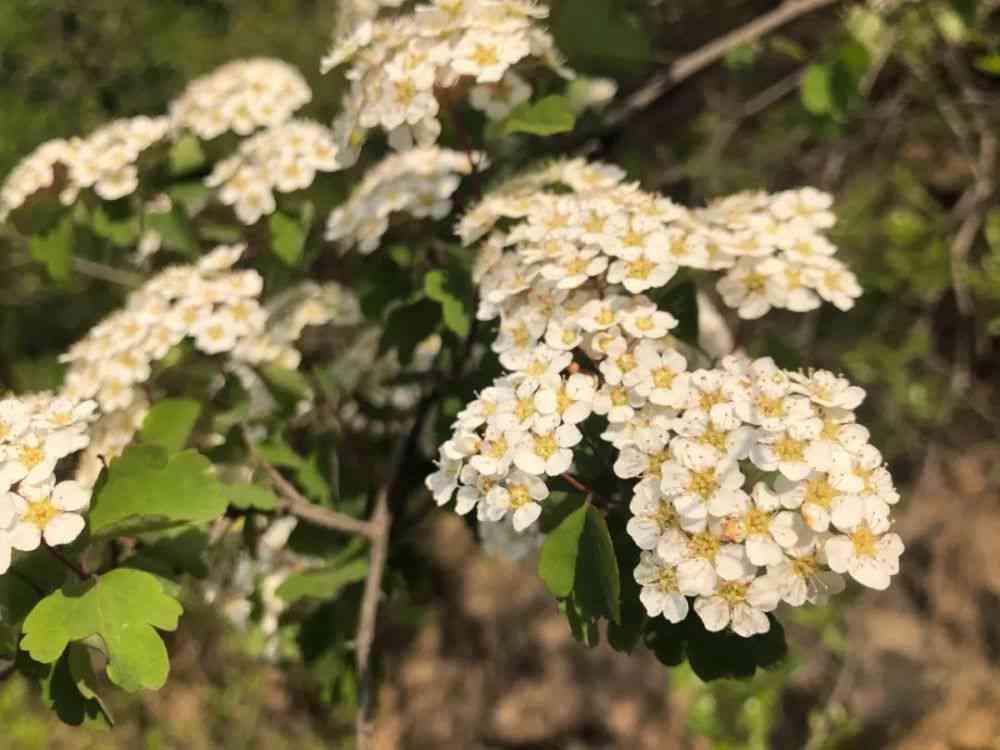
left=604, top=0, right=842, bottom=128
left=254, top=456, right=376, bottom=538
left=71, top=257, right=145, bottom=288
left=45, top=543, right=90, bottom=581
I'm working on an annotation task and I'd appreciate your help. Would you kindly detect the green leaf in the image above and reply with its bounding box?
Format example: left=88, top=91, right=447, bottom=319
left=275, top=558, right=369, bottom=603
left=269, top=210, right=307, bottom=267
left=503, top=96, right=576, bottom=137
left=41, top=646, right=114, bottom=729
left=88, top=445, right=228, bottom=537
left=574, top=506, right=621, bottom=623
left=538, top=504, right=587, bottom=598
left=551, top=0, right=652, bottom=74
left=258, top=363, right=314, bottom=405
left=21, top=569, right=183, bottom=692
left=974, top=53, right=1000, bottom=76
left=801, top=64, right=833, bottom=115
left=91, top=205, right=140, bottom=247
left=168, top=134, right=205, bottom=176
left=139, top=398, right=202, bottom=452
left=127, top=528, right=211, bottom=579
left=424, top=269, right=471, bottom=337
left=226, top=482, right=278, bottom=511
left=380, top=297, right=442, bottom=365
left=28, top=215, right=73, bottom=282
left=606, top=519, right=644, bottom=652
left=145, top=205, right=198, bottom=256
left=653, top=280, right=699, bottom=345
left=985, top=208, right=1000, bottom=253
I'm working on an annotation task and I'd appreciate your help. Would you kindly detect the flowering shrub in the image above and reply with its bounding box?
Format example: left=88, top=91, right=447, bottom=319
left=0, top=0, right=906, bottom=739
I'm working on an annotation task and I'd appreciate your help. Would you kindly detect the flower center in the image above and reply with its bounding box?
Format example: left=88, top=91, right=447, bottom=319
left=745, top=508, right=771, bottom=537
left=652, top=367, right=675, bottom=389
left=508, top=484, right=531, bottom=509
left=850, top=523, right=878, bottom=557
left=688, top=531, right=720, bottom=560
left=533, top=433, right=557, bottom=460
left=24, top=498, right=58, bottom=529
left=687, top=469, right=719, bottom=499
left=803, top=476, right=836, bottom=508
left=791, top=554, right=818, bottom=578
left=774, top=436, right=805, bottom=462
left=626, top=258, right=655, bottom=280
left=717, top=580, right=749, bottom=605
left=19, top=446, right=44, bottom=470
left=656, top=567, right=678, bottom=591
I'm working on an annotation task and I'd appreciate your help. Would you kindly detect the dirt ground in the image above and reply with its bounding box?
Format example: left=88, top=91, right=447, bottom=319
left=371, top=439, right=1000, bottom=750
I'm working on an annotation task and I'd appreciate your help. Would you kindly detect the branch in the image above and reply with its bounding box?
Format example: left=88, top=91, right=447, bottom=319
left=604, top=0, right=842, bottom=128
left=354, top=382, right=441, bottom=749
left=253, top=452, right=376, bottom=538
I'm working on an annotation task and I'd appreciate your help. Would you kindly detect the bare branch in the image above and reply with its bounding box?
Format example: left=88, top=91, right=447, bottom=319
left=605, top=0, right=843, bottom=127
left=252, top=450, right=376, bottom=538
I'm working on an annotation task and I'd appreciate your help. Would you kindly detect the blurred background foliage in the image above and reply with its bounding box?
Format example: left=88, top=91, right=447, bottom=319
left=1, top=0, right=999, bottom=748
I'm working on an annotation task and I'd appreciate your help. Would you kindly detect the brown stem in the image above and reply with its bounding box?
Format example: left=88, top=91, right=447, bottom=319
left=45, top=543, right=90, bottom=581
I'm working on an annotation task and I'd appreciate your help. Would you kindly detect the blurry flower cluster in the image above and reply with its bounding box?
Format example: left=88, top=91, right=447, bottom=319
left=169, top=58, right=312, bottom=139
left=322, top=0, right=572, bottom=159
left=0, top=116, right=168, bottom=218
left=325, top=147, right=477, bottom=253
left=0, top=394, right=97, bottom=573
left=428, top=158, right=898, bottom=636
left=206, top=119, right=341, bottom=224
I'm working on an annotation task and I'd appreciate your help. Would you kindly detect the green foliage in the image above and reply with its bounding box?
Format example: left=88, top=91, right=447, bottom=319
left=88, top=445, right=228, bottom=537
left=503, top=96, right=577, bottom=137
left=225, top=483, right=279, bottom=511
left=41, top=645, right=114, bottom=729
left=270, top=210, right=308, bottom=267
left=138, top=398, right=202, bottom=452
left=550, top=0, right=652, bottom=74
left=21, top=569, right=183, bottom=692
left=424, top=268, right=472, bottom=338
left=28, top=216, right=73, bottom=283
left=539, top=504, right=621, bottom=624
left=276, top=557, right=369, bottom=604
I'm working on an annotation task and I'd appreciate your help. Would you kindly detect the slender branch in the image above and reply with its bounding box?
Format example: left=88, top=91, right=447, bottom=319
left=45, top=543, right=90, bottom=581
left=604, top=0, right=842, bottom=128
left=71, top=257, right=145, bottom=288
left=560, top=472, right=591, bottom=495
left=254, top=456, right=376, bottom=538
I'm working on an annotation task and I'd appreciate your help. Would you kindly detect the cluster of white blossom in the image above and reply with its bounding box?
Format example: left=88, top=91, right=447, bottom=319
left=0, top=394, right=97, bottom=573
left=0, top=117, right=168, bottom=219
left=321, top=0, right=572, bottom=158
left=427, top=158, right=898, bottom=636
left=169, top=58, right=312, bottom=139
left=621, top=358, right=902, bottom=637
left=456, top=158, right=861, bottom=321
left=0, top=139, right=72, bottom=220
left=206, top=119, right=341, bottom=224
left=60, top=244, right=277, bottom=415
left=325, top=147, right=477, bottom=253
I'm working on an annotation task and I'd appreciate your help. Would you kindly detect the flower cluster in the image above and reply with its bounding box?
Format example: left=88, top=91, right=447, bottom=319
left=169, top=58, right=312, bottom=139
left=621, top=358, right=902, bottom=637
left=322, top=0, right=572, bottom=156
left=325, top=147, right=477, bottom=253
left=428, top=158, right=897, bottom=636
left=206, top=119, right=341, bottom=223
left=0, top=139, right=72, bottom=220
left=0, top=117, right=168, bottom=218
left=0, top=394, right=97, bottom=573
left=60, top=244, right=304, bottom=415
left=457, top=158, right=860, bottom=321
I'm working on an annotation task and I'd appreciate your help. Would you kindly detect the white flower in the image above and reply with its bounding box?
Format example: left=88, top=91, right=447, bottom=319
left=626, top=478, right=678, bottom=550
left=693, top=574, right=782, bottom=637
left=628, top=341, right=689, bottom=408
left=8, top=479, right=90, bottom=550
left=513, top=422, right=582, bottom=476
left=717, top=257, right=786, bottom=319
left=769, top=549, right=845, bottom=607
left=484, top=470, right=549, bottom=531
left=425, top=455, right=463, bottom=505
left=824, top=498, right=903, bottom=590
left=634, top=552, right=689, bottom=623
left=534, top=373, right=596, bottom=425
left=660, top=445, right=747, bottom=532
